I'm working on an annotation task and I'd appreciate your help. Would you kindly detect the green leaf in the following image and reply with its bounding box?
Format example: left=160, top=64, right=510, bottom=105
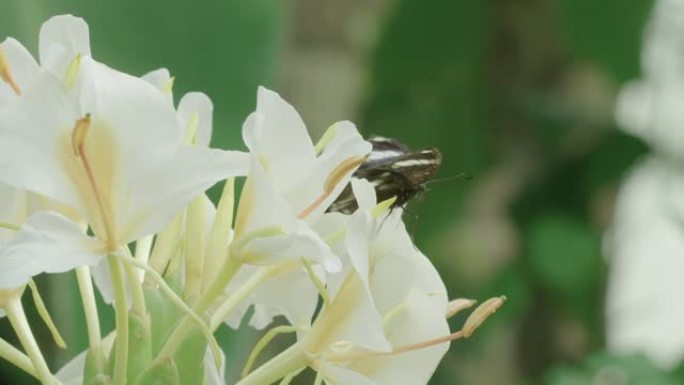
left=144, top=283, right=181, bottom=356
left=547, top=352, right=679, bottom=385
left=134, top=358, right=180, bottom=385
left=127, top=311, right=153, bottom=384
left=174, top=329, right=207, bottom=385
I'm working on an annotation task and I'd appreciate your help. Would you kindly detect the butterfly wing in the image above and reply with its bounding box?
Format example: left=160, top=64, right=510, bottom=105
left=328, top=137, right=442, bottom=214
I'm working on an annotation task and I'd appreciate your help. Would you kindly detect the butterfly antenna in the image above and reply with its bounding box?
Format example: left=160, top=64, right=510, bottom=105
left=425, top=172, right=473, bottom=185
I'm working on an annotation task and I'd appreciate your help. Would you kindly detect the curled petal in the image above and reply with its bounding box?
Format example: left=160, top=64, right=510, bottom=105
left=39, top=15, right=91, bottom=77
left=0, top=212, right=103, bottom=288
left=177, top=92, right=213, bottom=147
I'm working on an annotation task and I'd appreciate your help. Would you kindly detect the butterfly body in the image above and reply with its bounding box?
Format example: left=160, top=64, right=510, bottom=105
left=329, top=136, right=442, bottom=214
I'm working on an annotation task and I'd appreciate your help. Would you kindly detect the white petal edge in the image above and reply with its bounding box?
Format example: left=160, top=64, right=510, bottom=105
left=0, top=212, right=103, bottom=288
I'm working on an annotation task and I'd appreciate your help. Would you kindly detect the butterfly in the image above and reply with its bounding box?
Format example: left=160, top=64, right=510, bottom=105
left=328, top=136, right=442, bottom=214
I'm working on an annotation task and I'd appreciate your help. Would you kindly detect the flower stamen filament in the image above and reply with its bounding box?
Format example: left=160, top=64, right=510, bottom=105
left=71, top=115, right=118, bottom=250
left=298, top=155, right=366, bottom=219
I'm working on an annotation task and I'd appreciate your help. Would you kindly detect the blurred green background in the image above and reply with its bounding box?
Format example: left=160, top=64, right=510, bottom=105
left=0, top=0, right=678, bottom=384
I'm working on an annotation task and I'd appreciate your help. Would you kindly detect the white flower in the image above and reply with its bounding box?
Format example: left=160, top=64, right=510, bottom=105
left=605, top=158, right=684, bottom=369
left=304, top=180, right=450, bottom=385
left=142, top=67, right=213, bottom=147
left=239, top=180, right=451, bottom=385
left=615, top=0, right=684, bottom=159
left=606, top=0, right=684, bottom=369
left=234, top=87, right=369, bottom=267
left=0, top=15, right=91, bottom=101
left=0, top=23, right=247, bottom=288
left=220, top=87, right=370, bottom=330
left=0, top=37, right=39, bottom=102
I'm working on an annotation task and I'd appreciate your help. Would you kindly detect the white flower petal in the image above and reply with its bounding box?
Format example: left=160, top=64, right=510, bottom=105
left=237, top=158, right=339, bottom=271
left=56, top=333, right=115, bottom=385
left=344, top=210, right=374, bottom=297
left=0, top=183, right=26, bottom=244
left=314, top=273, right=391, bottom=353
left=616, top=80, right=684, bottom=158
left=39, top=15, right=91, bottom=77
left=178, top=92, right=213, bottom=147
left=0, top=212, right=103, bottom=288
left=55, top=348, right=86, bottom=385
left=606, top=158, right=684, bottom=369
left=124, top=147, right=248, bottom=242
left=0, top=72, right=83, bottom=212
left=360, top=291, right=449, bottom=385
left=351, top=178, right=377, bottom=211
left=141, top=68, right=172, bottom=92
left=322, top=364, right=376, bottom=385
left=243, top=266, right=319, bottom=330
left=242, top=87, right=316, bottom=191
left=77, top=57, right=183, bottom=180
left=0, top=37, right=40, bottom=99
left=204, top=347, right=227, bottom=385
left=283, top=121, right=371, bottom=218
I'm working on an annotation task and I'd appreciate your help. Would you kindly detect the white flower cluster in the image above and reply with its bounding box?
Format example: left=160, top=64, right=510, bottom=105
left=0, top=15, right=502, bottom=385
left=607, top=0, right=684, bottom=370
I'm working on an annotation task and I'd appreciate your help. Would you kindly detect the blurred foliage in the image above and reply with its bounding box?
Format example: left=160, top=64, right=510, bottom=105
left=2, top=0, right=683, bottom=384
left=546, top=352, right=681, bottom=385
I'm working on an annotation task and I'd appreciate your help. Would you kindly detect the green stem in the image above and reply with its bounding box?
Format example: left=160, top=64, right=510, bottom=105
left=242, top=325, right=297, bottom=378
left=278, top=367, right=305, bottom=385
left=184, top=196, right=207, bottom=302
left=148, top=215, right=182, bottom=274
left=313, top=371, right=324, bottom=385
left=75, top=266, right=104, bottom=372
left=28, top=280, right=66, bottom=349
left=0, top=336, right=37, bottom=378
left=108, top=255, right=129, bottom=385
left=236, top=343, right=307, bottom=385
left=115, top=252, right=222, bottom=365
left=155, top=257, right=241, bottom=361
left=0, top=221, right=19, bottom=231
left=5, top=296, right=55, bottom=385
left=204, top=178, right=235, bottom=289
left=123, top=258, right=147, bottom=315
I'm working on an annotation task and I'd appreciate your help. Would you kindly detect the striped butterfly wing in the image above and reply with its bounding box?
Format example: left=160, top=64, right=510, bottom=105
left=328, top=137, right=442, bottom=214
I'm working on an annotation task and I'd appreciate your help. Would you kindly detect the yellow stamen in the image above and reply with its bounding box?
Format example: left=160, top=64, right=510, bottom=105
left=71, top=115, right=118, bottom=250
left=0, top=46, right=22, bottom=95
left=446, top=298, right=477, bottom=319
left=314, top=123, right=339, bottom=155
left=324, top=296, right=506, bottom=363
left=72, top=114, right=91, bottom=156
left=184, top=111, right=200, bottom=145
left=325, top=330, right=466, bottom=363
left=372, top=197, right=397, bottom=218
left=324, top=156, right=366, bottom=194
left=162, top=76, right=175, bottom=95
left=64, top=54, right=81, bottom=89
left=390, top=330, right=465, bottom=355
left=298, top=155, right=366, bottom=219
left=463, top=296, right=506, bottom=337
